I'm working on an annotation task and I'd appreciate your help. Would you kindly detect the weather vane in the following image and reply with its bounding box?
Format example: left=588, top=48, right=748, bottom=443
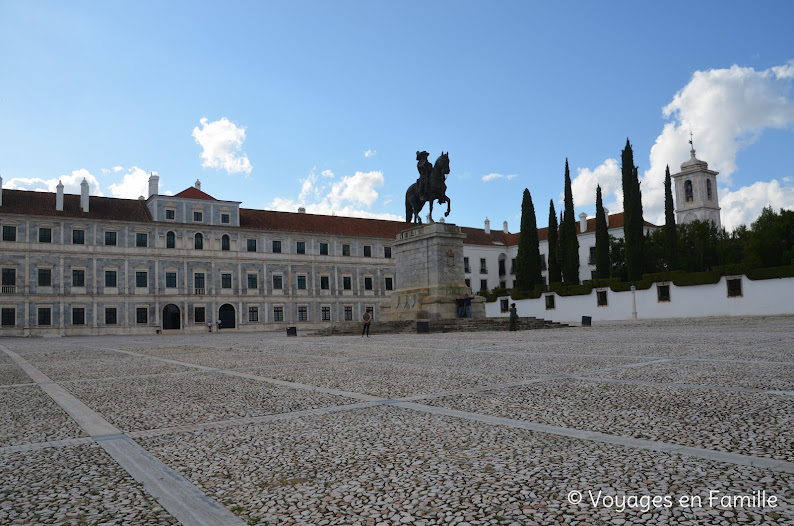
left=689, top=130, right=694, bottom=149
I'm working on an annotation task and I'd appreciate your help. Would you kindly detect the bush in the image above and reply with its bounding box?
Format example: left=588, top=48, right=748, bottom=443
left=549, top=282, right=593, bottom=296
left=746, top=265, right=794, bottom=280
left=512, top=285, right=545, bottom=300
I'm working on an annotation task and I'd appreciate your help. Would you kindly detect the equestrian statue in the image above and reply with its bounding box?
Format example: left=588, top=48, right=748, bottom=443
left=405, top=151, right=451, bottom=224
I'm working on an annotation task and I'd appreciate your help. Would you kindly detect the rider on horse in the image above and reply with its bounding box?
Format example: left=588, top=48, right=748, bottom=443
left=416, top=151, right=432, bottom=201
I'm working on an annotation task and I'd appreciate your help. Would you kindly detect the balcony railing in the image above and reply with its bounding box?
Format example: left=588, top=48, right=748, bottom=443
left=1, top=285, right=16, bottom=294
left=194, top=288, right=205, bottom=295
left=479, top=267, right=488, bottom=274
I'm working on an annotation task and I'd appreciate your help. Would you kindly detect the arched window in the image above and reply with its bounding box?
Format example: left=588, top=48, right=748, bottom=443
left=685, top=180, right=693, bottom=202
left=166, top=231, right=175, bottom=249
left=706, top=179, right=712, bottom=200
left=194, top=233, right=203, bottom=250
left=221, top=234, right=230, bottom=251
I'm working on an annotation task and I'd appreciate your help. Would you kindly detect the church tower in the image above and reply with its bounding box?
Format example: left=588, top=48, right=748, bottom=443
left=671, top=142, right=721, bottom=229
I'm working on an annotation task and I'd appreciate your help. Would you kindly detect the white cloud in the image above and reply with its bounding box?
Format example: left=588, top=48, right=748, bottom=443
left=571, top=158, right=621, bottom=207
left=364, top=149, right=377, bottom=158
left=108, top=166, right=151, bottom=199
left=4, top=169, right=104, bottom=196
left=321, top=169, right=335, bottom=178
left=507, top=174, right=518, bottom=180
left=192, top=117, right=253, bottom=175
left=720, top=179, right=794, bottom=230
left=112, top=166, right=124, bottom=173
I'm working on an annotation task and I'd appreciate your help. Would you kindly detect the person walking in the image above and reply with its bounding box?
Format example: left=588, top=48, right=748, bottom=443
left=509, top=303, right=518, bottom=331
left=361, top=310, right=372, bottom=337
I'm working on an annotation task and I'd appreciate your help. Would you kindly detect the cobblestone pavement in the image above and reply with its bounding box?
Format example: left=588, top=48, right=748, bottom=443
left=1, top=316, right=793, bottom=525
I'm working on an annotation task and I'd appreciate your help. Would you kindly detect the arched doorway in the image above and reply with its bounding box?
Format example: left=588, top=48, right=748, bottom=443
left=219, top=304, right=236, bottom=329
left=163, top=304, right=180, bottom=330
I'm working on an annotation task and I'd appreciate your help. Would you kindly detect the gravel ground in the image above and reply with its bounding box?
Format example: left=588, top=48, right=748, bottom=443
left=0, top=364, right=34, bottom=385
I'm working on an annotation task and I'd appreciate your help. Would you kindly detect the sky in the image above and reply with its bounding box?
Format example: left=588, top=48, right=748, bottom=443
left=1, top=1, right=793, bottom=232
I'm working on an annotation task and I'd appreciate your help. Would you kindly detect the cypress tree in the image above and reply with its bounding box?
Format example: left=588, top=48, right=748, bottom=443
left=514, top=189, right=543, bottom=291
left=595, top=184, right=610, bottom=278
left=561, top=159, right=580, bottom=284
left=547, top=200, right=562, bottom=284
left=621, top=139, right=644, bottom=281
left=664, top=164, right=678, bottom=270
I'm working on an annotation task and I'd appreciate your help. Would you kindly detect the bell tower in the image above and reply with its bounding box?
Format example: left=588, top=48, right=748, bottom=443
left=671, top=138, right=721, bottom=229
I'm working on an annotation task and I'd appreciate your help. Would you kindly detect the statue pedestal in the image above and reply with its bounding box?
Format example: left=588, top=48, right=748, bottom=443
left=380, top=222, right=485, bottom=321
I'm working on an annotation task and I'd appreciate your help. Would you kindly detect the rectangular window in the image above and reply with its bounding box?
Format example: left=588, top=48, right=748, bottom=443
left=165, top=209, right=175, bottom=220
left=539, top=255, right=546, bottom=272
left=727, top=278, right=742, bottom=298
left=315, top=276, right=327, bottom=290
left=500, top=280, right=506, bottom=289
left=72, top=307, right=85, bottom=325
left=195, top=307, right=206, bottom=323
left=480, top=279, right=487, bottom=292
left=272, top=240, right=282, bottom=253
left=72, top=269, right=85, bottom=287
left=480, top=258, right=487, bottom=274
left=136, top=233, right=148, bottom=247
left=385, top=277, right=393, bottom=291
left=298, top=306, right=308, bottom=321
left=597, top=290, right=608, bottom=306
left=193, top=211, right=203, bottom=222
left=39, top=228, right=52, bottom=243
left=364, top=277, right=373, bottom=290
left=657, top=284, right=671, bottom=302
left=464, top=257, right=470, bottom=273
left=589, top=246, right=596, bottom=265
left=38, top=268, right=52, bottom=287
left=221, top=213, right=230, bottom=224
left=2, top=268, right=16, bottom=286
left=2, top=308, right=15, bottom=326
left=320, top=242, right=329, bottom=255
left=344, top=306, right=353, bottom=321
left=136, top=271, right=147, bottom=288
left=273, top=306, right=284, bottom=322
left=37, top=307, right=52, bottom=326
left=321, top=306, right=330, bottom=321
left=136, top=307, right=148, bottom=324
left=166, top=272, right=177, bottom=288
left=296, top=241, right=305, bottom=254
left=364, top=245, right=372, bottom=257
left=105, top=232, right=117, bottom=246
left=247, top=239, right=257, bottom=252
left=194, top=273, right=205, bottom=290
left=105, top=270, right=117, bottom=288
left=221, top=273, right=232, bottom=289
left=545, top=294, right=555, bottom=310
left=343, top=276, right=352, bottom=290
left=248, top=307, right=259, bottom=322
left=384, top=246, right=392, bottom=258
left=500, top=298, right=509, bottom=313
left=465, top=278, right=471, bottom=289
left=272, top=275, right=283, bottom=290
left=297, top=275, right=307, bottom=289
left=2, top=225, right=17, bottom=241
left=72, top=229, right=85, bottom=245
left=342, top=244, right=350, bottom=256
left=248, top=274, right=258, bottom=289
left=105, top=307, right=117, bottom=325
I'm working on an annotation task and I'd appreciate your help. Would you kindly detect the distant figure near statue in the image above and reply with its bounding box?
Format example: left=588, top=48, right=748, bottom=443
left=406, top=151, right=451, bottom=224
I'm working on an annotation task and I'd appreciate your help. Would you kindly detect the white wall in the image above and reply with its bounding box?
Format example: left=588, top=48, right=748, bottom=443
left=487, top=275, right=794, bottom=323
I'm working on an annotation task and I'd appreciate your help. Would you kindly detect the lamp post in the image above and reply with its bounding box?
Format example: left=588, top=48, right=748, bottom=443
left=631, top=284, right=637, bottom=321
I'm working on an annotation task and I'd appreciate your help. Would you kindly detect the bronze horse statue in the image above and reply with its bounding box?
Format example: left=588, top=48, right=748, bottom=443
left=405, top=152, right=451, bottom=223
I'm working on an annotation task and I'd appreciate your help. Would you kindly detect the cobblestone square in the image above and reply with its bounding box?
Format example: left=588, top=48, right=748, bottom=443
left=1, top=317, right=793, bottom=525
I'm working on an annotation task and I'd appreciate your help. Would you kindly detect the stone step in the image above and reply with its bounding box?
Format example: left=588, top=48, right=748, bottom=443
left=311, top=317, right=568, bottom=336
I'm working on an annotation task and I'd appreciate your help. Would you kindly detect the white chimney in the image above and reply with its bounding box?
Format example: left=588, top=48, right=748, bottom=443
left=0, top=174, right=3, bottom=206
left=579, top=212, right=587, bottom=233
left=195, top=179, right=201, bottom=190
left=503, top=221, right=508, bottom=234
left=56, top=180, right=64, bottom=211
left=298, top=207, right=306, bottom=214
left=148, top=172, right=159, bottom=198
left=484, top=217, right=490, bottom=234
left=603, top=208, right=609, bottom=226
left=80, top=178, right=89, bottom=212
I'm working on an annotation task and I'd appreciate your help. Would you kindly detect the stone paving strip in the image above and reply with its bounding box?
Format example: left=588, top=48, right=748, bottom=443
left=0, top=344, right=245, bottom=526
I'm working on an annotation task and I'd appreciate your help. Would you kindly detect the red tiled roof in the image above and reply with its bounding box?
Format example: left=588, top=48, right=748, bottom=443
left=0, top=189, right=152, bottom=222
left=173, top=186, right=217, bottom=200
left=239, top=209, right=409, bottom=238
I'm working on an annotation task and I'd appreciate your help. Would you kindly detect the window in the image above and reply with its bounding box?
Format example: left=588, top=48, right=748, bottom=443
left=2, top=308, right=15, bottom=326
left=136, top=271, right=147, bottom=288
left=72, top=229, right=85, bottom=245
left=597, top=290, right=608, bottom=306
left=166, top=231, right=175, bottom=249
left=195, top=307, right=206, bottom=323
left=248, top=307, right=259, bottom=322
left=247, top=239, right=257, bottom=252
left=343, top=276, right=352, bottom=290
left=194, top=273, right=205, bottom=291
left=539, top=255, right=546, bottom=272
left=272, top=275, right=283, bottom=290
left=480, top=258, right=487, bottom=273
left=344, top=306, right=353, bottom=321
left=105, top=270, right=117, bottom=288
left=2, top=268, right=16, bottom=286
left=364, top=277, right=373, bottom=290
left=193, top=211, right=203, bottom=222
left=165, top=209, right=175, bottom=220
left=685, top=180, right=693, bottom=202
left=727, top=278, right=742, bottom=298
left=166, top=272, right=177, bottom=289
left=136, top=233, right=148, bottom=247
left=657, top=284, right=671, bottom=302
left=297, top=275, right=307, bottom=290
left=706, top=179, right=713, bottom=200
left=321, top=306, right=330, bottom=321
left=105, top=232, right=117, bottom=246
left=384, top=246, right=392, bottom=258
left=221, top=213, right=230, bottom=224
left=588, top=247, right=596, bottom=265
left=500, top=280, right=506, bottom=289
left=385, top=277, right=393, bottom=291
left=272, top=240, right=282, bottom=253
left=2, top=225, right=17, bottom=241
left=465, top=278, right=471, bottom=289
left=320, top=242, right=329, bottom=255
left=498, top=259, right=506, bottom=276
left=342, top=244, right=351, bottom=256
left=221, top=273, right=232, bottom=289
left=105, top=307, right=117, bottom=325
left=136, top=307, right=148, bottom=324
left=320, top=276, right=330, bottom=290
left=273, top=306, right=284, bottom=322
left=72, top=269, right=85, bottom=287
left=364, top=245, right=372, bottom=257
left=248, top=274, right=258, bottom=289
left=545, top=294, right=555, bottom=310
left=464, top=257, right=470, bottom=273
left=39, top=228, right=52, bottom=243
left=500, top=299, right=509, bottom=313
left=222, top=235, right=230, bottom=251
left=480, top=279, right=487, bottom=292
left=72, top=307, right=85, bottom=325
left=194, top=233, right=203, bottom=250
left=298, top=306, right=308, bottom=321
left=296, top=241, right=305, bottom=254
left=38, top=268, right=52, bottom=287
left=37, top=307, right=52, bottom=326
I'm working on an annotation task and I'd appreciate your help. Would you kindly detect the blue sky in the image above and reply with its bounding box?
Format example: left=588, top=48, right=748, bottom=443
left=1, top=1, right=793, bottom=231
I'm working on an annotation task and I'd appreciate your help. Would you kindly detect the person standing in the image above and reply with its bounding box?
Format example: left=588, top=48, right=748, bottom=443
left=361, top=310, right=372, bottom=337
left=509, top=303, right=518, bottom=331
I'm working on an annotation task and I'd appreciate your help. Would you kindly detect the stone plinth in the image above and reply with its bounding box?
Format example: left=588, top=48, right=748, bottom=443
left=380, top=222, right=484, bottom=321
